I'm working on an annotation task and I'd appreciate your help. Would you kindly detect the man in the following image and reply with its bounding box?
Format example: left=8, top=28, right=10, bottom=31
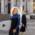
left=9, top=8, right=20, bottom=35
left=20, top=14, right=26, bottom=35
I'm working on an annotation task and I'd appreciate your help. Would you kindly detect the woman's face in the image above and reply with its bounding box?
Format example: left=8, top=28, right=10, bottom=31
left=12, top=8, right=17, bottom=15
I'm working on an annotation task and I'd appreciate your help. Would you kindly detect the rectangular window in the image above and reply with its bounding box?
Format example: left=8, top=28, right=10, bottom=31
left=23, top=6, right=24, bottom=11
left=33, top=3, right=35, bottom=6
left=33, top=10, right=35, bottom=13
left=33, top=0, right=35, bottom=2
left=23, top=0, right=25, bottom=2
left=16, top=0, right=20, bottom=2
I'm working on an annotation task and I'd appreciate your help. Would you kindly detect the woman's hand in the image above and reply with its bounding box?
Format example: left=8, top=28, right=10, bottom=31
left=13, top=29, right=16, bottom=32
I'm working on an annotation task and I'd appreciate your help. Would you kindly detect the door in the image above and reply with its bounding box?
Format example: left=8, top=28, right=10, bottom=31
left=8, top=0, right=11, bottom=14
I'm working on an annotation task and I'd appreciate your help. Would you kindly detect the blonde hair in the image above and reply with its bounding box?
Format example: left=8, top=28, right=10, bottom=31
left=12, top=7, right=18, bottom=14
left=10, top=7, right=18, bottom=16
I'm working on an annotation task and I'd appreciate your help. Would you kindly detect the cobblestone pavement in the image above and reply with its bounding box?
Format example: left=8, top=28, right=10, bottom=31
left=0, top=19, right=35, bottom=35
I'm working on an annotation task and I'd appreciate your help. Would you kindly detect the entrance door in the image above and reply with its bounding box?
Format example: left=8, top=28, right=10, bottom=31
left=8, top=0, right=11, bottom=14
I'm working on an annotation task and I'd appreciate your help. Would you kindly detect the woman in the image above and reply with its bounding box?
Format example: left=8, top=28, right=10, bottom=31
left=9, top=8, right=20, bottom=35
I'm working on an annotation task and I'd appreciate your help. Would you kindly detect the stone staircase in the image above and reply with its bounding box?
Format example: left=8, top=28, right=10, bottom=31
left=0, top=14, right=10, bottom=21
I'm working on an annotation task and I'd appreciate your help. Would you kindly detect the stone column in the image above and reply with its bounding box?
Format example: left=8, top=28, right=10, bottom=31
left=1, top=0, right=5, bottom=14
left=4, top=0, right=8, bottom=14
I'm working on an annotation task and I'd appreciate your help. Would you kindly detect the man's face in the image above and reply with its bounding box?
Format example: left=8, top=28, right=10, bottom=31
left=12, top=8, right=17, bottom=15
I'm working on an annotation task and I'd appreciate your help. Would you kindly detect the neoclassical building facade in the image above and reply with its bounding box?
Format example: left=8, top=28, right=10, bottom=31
left=0, top=0, right=35, bottom=14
